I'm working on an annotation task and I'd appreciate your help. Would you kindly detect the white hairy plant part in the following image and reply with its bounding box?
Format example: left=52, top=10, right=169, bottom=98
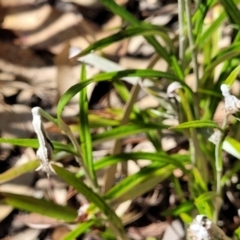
left=221, top=84, right=240, bottom=114
left=208, top=130, right=221, bottom=145
left=32, top=107, right=53, bottom=178
left=188, top=215, right=231, bottom=240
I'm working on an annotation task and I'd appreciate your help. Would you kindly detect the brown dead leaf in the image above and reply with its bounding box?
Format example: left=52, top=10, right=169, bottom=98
left=51, top=226, right=70, bottom=240
left=54, top=44, right=97, bottom=116
left=162, top=220, right=185, bottom=240
left=128, top=221, right=169, bottom=239
left=15, top=213, right=62, bottom=229
left=0, top=0, right=37, bottom=7
left=2, top=4, right=53, bottom=31
left=10, top=228, right=41, bottom=240
left=0, top=205, right=13, bottom=222
left=0, top=104, right=33, bottom=139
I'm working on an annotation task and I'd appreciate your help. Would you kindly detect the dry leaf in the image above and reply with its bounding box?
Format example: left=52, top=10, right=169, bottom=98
left=15, top=213, right=62, bottom=229
left=0, top=104, right=33, bottom=139
left=2, top=4, right=53, bottom=31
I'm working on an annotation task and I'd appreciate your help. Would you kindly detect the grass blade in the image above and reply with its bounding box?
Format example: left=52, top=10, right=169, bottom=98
left=171, top=120, right=220, bottom=129
left=0, top=192, right=76, bottom=221
left=79, top=26, right=173, bottom=56
left=99, top=0, right=183, bottom=79
left=52, top=165, right=127, bottom=239
left=0, top=138, right=76, bottom=155
left=220, top=0, right=240, bottom=26
left=76, top=152, right=190, bottom=177
left=57, top=69, right=183, bottom=118
left=0, top=160, right=40, bottom=184
left=92, top=122, right=168, bottom=145
left=63, top=221, right=95, bottom=240
left=105, top=163, right=175, bottom=204
left=197, top=11, right=227, bottom=48
left=79, top=63, right=97, bottom=187
left=223, top=65, right=240, bottom=87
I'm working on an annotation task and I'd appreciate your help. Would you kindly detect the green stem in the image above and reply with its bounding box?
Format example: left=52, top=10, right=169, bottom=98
left=58, top=118, right=98, bottom=192
left=184, top=0, right=199, bottom=92
left=213, top=115, right=228, bottom=223
left=102, top=54, right=160, bottom=193
left=178, top=0, right=185, bottom=63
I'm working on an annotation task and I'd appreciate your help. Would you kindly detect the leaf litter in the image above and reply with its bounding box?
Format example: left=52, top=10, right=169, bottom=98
left=0, top=0, right=239, bottom=240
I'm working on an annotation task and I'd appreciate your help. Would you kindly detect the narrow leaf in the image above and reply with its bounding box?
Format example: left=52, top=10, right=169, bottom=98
left=0, top=138, right=77, bottom=155
left=57, top=69, right=183, bottom=118
left=105, top=163, right=175, bottom=204
left=63, top=221, right=95, bottom=240
left=171, top=120, right=219, bottom=129
left=92, top=122, right=168, bottom=145
left=79, top=26, right=173, bottom=56
left=0, top=160, right=40, bottom=184
left=52, top=165, right=125, bottom=234
left=223, top=65, right=240, bottom=87
left=0, top=192, right=76, bottom=221
left=99, top=0, right=183, bottom=79
left=76, top=152, right=190, bottom=177
left=79, top=63, right=97, bottom=186
left=219, top=0, right=240, bottom=26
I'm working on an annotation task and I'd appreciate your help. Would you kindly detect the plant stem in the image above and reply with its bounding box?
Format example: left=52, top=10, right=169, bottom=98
left=184, top=0, right=199, bottom=92
left=102, top=54, right=160, bottom=193
left=178, top=0, right=185, bottom=63
left=213, top=115, right=228, bottom=223
left=36, top=108, right=58, bottom=125
left=58, top=117, right=98, bottom=192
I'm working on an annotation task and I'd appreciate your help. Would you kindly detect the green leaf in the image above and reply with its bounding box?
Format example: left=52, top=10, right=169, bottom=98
left=95, top=152, right=189, bottom=171
left=191, top=168, right=208, bottom=197
left=223, top=136, right=240, bottom=159
left=79, top=63, right=97, bottom=186
left=201, top=42, right=240, bottom=84
left=79, top=25, right=174, bottom=56
left=105, top=163, right=175, bottom=204
left=163, top=201, right=195, bottom=216
left=219, top=0, right=240, bottom=26
left=197, top=11, right=227, bottom=48
left=193, top=0, right=217, bottom=37
left=63, top=221, right=95, bottom=240
left=92, top=122, right=168, bottom=145
left=77, top=153, right=190, bottom=178
left=100, top=0, right=170, bottom=61
left=52, top=165, right=126, bottom=236
left=0, top=138, right=77, bottom=155
left=57, top=69, right=183, bottom=118
left=89, top=114, right=120, bottom=127
left=221, top=161, right=240, bottom=186
left=0, top=160, right=40, bottom=184
left=99, top=0, right=183, bottom=79
left=223, top=65, right=240, bottom=87
left=76, top=152, right=190, bottom=177
left=0, top=138, right=39, bottom=148
left=0, top=192, right=76, bottom=221
left=171, top=120, right=219, bottom=129
left=195, top=192, right=217, bottom=219
left=180, top=213, right=193, bottom=224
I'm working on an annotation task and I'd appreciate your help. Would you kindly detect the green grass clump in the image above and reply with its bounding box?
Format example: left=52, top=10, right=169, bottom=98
left=2, top=0, right=240, bottom=239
